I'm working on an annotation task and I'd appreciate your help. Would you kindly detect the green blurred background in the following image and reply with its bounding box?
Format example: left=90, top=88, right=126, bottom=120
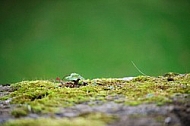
left=0, top=0, right=190, bottom=84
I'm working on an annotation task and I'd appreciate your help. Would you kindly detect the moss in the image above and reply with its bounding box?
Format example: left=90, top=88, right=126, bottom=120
left=78, top=112, right=118, bottom=124
left=3, top=111, right=117, bottom=126
left=10, top=104, right=32, bottom=118
left=11, top=108, right=28, bottom=118
left=0, top=95, right=10, bottom=100
left=2, top=116, right=107, bottom=126
left=1, top=73, right=190, bottom=117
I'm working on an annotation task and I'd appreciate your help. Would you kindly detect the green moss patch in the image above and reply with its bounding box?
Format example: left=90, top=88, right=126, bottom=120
left=1, top=73, right=190, bottom=116
left=2, top=114, right=109, bottom=126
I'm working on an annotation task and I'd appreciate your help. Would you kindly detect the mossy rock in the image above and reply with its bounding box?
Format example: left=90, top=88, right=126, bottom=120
left=1, top=73, right=190, bottom=126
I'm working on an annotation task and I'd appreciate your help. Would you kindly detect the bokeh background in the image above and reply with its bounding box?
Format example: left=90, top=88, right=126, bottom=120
left=0, top=0, right=190, bottom=84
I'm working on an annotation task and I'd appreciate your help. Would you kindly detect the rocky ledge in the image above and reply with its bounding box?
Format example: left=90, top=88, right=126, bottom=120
left=0, top=73, right=189, bottom=126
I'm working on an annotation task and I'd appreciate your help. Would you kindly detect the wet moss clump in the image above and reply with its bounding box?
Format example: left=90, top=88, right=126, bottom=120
left=2, top=114, right=111, bottom=126
left=11, top=108, right=28, bottom=118
left=1, top=73, right=190, bottom=121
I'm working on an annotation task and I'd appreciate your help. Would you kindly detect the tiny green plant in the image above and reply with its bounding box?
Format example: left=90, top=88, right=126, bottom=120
left=65, top=73, right=85, bottom=85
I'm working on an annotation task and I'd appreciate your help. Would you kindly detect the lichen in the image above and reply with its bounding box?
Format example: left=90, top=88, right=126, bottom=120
left=1, top=73, right=190, bottom=125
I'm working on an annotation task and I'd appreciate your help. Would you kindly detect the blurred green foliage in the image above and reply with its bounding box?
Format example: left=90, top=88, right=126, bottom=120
left=0, top=0, right=190, bottom=84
